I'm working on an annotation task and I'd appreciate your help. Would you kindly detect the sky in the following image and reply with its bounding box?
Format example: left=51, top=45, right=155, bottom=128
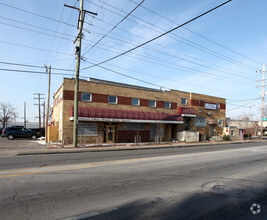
left=0, top=0, right=266, bottom=123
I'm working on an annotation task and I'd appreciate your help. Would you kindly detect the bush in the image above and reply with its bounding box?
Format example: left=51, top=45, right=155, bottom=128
left=222, top=135, right=230, bottom=141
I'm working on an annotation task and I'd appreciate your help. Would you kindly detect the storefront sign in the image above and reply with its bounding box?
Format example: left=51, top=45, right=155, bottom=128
left=195, top=117, right=207, bottom=127
left=205, top=103, right=217, bottom=110
left=218, top=119, right=223, bottom=127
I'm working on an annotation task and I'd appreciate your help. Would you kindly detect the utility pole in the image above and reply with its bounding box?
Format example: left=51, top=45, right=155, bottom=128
left=260, top=64, right=266, bottom=140
left=64, top=1, right=97, bottom=147
left=34, top=93, right=45, bottom=128
left=45, top=65, right=51, bottom=143
left=24, top=102, right=26, bottom=128
left=42, top=101, right=45, bottom=128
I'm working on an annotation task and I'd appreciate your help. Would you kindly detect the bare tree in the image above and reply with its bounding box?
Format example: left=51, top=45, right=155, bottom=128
left=0, top=103, right=16, bottom=128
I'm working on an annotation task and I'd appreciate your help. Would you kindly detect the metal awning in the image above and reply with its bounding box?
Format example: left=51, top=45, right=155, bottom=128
left=70, top=106, right=183, bottom=124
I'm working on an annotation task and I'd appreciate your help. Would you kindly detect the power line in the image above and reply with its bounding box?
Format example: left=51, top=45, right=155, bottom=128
left=0, top=61, right=74, bottom=72
left=0, top=21, right=75, bottom=41
left=87, top=29, right=255, bottom=81
left=0, top=40, right=74, bottom=57
left=90, top=22, right=255, bottom=78
left=0, top=68, right=73, bottom=76
left=81, top=0, right=233, bottom=70
left=82, top=40, right=253, bottom=84
left=227, top=100, right=259, bottom=111
left=129, top=0, right=262, bottom=66
left=82, top=0, right=145, bottom=56
left=90, top=0, right=257, bottom=71
left=0, top=2, right=76, bottom=28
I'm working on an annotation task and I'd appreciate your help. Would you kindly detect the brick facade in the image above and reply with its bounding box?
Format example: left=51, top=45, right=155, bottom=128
left=52, top=78, right=226, bottom=145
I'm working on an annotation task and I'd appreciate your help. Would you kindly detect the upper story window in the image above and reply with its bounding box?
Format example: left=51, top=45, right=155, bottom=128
left=132, top=98, right=140, bottom=106
left=164, top=102, right=171, bottom=109
left=108, top=95, right=117, bottom=104
left=181, top=98, right=187, bottom=105
left=81, top=92, right=92, bottom=102
left=149, top=100, right=156, bottom=107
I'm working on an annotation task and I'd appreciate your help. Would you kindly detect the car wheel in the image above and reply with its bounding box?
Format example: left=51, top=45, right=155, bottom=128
left=31, top=135, right=37, bottom=140
left=7, top=134, right=14, bottom=140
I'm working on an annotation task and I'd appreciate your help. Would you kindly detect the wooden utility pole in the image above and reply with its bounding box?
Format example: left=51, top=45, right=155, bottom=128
left=260, top=64, right=266, bottom=140
left=65, top=0, right=97, bottom=147
left=24, top=102, right=26, bottom=128
left=42, top=101, right=45, bottom=128
left=34, top=93, right=45, bottom=128
left=45, top=65, right=51, bottom=143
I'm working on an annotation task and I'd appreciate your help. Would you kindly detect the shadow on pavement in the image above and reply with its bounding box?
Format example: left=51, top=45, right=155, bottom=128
left=86, top=186, right=267, bottom=220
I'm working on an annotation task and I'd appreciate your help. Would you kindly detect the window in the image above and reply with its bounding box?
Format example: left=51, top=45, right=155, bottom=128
left=132, top=98, right=140, bottom=106
left=108, top=95, right=117, bottom=104
left=81, top=92, right=92, bottom=102
left=149, top=100, right=156, bottom=107
left=181, top=98, right=187, bottom=105
left=164, top=102, right=171, bottom=109
left=231, top=130, right=234, bottom=136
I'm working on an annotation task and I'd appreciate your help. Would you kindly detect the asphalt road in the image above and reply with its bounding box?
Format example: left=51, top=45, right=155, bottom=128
left=0, top=142, right=266, bottom=219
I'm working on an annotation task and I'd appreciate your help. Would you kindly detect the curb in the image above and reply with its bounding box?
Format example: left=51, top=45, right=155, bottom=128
left=15, top=140, right=265, bottom=156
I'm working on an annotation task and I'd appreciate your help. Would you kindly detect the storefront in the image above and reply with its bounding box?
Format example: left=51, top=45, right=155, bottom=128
left=70, top=106, right=183, bottom=144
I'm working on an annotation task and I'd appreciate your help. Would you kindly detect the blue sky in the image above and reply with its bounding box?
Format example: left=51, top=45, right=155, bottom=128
left=0, top=0, right=265, bottom=122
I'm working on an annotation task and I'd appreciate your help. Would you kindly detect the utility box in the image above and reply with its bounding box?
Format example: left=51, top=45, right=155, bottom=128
left=177, top=131, right=199, bottom=143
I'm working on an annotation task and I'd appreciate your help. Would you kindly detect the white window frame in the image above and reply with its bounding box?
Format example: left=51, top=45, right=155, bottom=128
left=81, top=92, right=92, bottom=102
left=149, top=100, right=156, bottom=108
left=164, top=102, right=171, bottom=109
left=132, top=98, right=140, bottom=106
left=181, top=98, right=187, bottom=105
left=108, top=95, right=117, bottom=104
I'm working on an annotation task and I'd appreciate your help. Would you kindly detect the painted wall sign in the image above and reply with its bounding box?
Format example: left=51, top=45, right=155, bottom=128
left=205, top=103, right=217, bottom=110
left=78, top=123, right=97, bottom=136
left=195, top=117, right=207, bottom=127
left=218, top=119, right=223, bottom=127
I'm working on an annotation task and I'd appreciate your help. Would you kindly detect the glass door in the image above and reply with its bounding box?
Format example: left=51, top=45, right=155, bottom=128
left=104, top=125, right=117, bottom=143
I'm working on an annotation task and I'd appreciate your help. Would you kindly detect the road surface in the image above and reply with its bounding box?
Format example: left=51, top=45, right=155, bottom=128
left=0, top=142, right=266, bottom=219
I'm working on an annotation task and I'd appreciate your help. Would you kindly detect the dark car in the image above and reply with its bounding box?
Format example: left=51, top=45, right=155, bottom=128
left=2, top=126, right=39, bottom=140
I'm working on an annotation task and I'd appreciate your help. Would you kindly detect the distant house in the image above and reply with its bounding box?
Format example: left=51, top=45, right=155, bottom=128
left=224, top=119, right=259, bottom=141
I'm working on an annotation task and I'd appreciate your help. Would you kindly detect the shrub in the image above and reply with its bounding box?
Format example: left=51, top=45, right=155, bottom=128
left=222, top=135, right=230, bottom=141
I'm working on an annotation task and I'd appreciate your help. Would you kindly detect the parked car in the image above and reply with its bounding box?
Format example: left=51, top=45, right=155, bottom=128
left=29, top=128, right=45, bottom=137
left=1, top=126, right=39, bottom=140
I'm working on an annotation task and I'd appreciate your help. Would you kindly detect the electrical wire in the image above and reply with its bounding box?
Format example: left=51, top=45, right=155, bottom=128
left=82, top=0, right=145, bottom=56
left=0, top=2, right=76, bottom=28
left=129, top=0, right=262, bottom=66
left=81, top=0, right=233, bottom=71
left=0, top=40, right=74, bottom=57
left=89, top=0, right=257, bottom=71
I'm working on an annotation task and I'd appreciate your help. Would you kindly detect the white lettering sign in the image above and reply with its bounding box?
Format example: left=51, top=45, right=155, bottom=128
left=205, top=103, right=217, bottom=110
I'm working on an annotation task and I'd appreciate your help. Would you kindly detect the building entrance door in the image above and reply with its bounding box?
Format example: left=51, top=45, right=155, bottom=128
left=211, top=125, right=214, bottom=136
left=104, top=125, right=117, bottom=143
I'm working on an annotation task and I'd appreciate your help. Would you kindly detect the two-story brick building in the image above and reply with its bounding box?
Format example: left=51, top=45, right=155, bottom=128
left=51, top=78, right=226, bottom=145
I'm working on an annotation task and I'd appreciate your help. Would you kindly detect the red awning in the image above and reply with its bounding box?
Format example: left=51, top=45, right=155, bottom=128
left=70, top=106, right=183, bottom=123
left=177, top=107, right=197, bottom=116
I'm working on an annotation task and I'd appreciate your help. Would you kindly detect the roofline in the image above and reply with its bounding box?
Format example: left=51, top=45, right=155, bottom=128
left=63, top=77, right=164, bottom=93
left=53, top=83, right=63, bottom=98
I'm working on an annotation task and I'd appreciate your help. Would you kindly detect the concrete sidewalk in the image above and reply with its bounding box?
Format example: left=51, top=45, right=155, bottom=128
left=9, top=139, right=265, bottom=156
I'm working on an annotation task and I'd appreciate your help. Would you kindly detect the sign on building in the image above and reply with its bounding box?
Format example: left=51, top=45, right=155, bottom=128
left=195, top=117, right=207, bottom=127
left=78, top=123, right=97, bottom=136
left=218, top=119, right=223, bottom=127
left=204, top=103, right=217, bottom=110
